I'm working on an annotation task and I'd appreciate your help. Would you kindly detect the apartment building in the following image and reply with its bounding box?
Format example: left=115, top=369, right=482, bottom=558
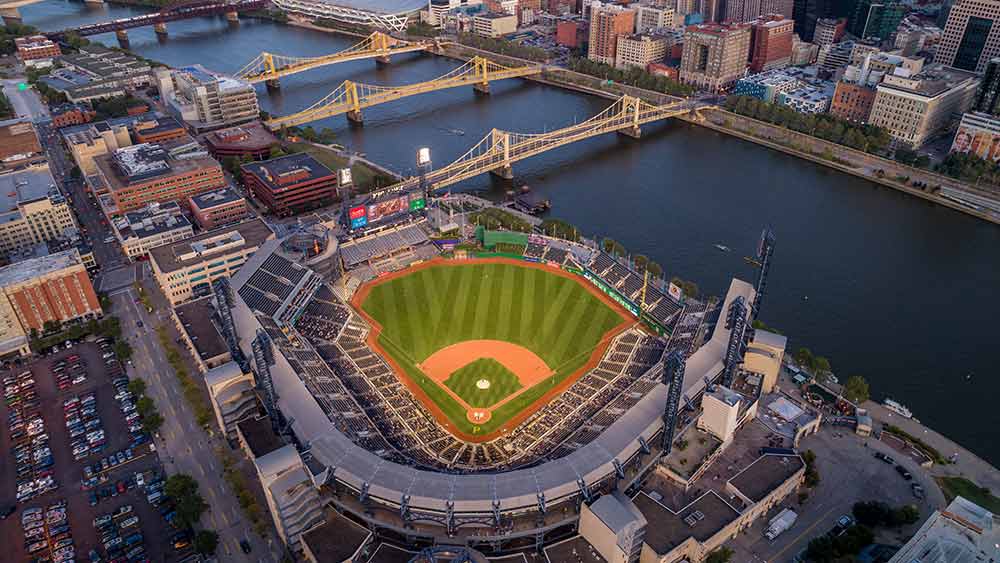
left=589, top=4, right=636, bottom=66
left=680, top=22, right=752, bottom=93
left=869, top=65, right=980, bottom=147
left=0, top=166, right=78, bottom=257
left=812, top=17, right=845, bottom=45
left=157, top=65, right=260, bottom=133
left=149, top=218, right=273, bottom=306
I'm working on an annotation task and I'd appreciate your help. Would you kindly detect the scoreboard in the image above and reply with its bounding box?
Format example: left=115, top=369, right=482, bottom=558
left=346, top=190, right=426, bottom=231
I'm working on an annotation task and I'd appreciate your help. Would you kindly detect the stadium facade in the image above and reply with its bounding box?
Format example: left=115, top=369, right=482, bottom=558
left=271, top=0, right=425, bottom=31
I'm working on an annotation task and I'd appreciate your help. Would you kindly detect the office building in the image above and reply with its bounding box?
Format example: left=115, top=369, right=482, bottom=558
left=132, top=117, right=187, bottom=145
left=588, top=4, right=636, bottom=66
left=888, top=497, right=1000, bottom=563
left=149, top=218, right=273, bottom=306
left=636, top=5, right=675, bottom=32
left=848, top=0, right=906, bottom=40
left=616, top=34, right=670, bottom=69
left=817, top=39, right=856, bottom=71
left=976, top=58, right=1000, bottom=114
left=791, top=35, right=820, bottom=65
left=203, top=122, right=278, bottom=161
left=937, top=0, right=1000, bottom=72
left=189, top=188, right=250, bottom=230
left=813, top=17, right=845, bottom=45
left=680, top=22, right=752, bottom=92
left=15, top=35, right=60, bottom=66
left=241, top=154, right=337, bottom=217
left=158, top=65, right=260, bottom=133
left=792, top=0, right=843, bottom=41
left=831, top=50, right=926, bottom=122
left=64, top=121, right=133, bottom=177
left=112, top=202, right=194, bottom=260
left=894, top=17, right=942, bottom=56
left=40, top=45, right=152, bottom=102
left=93, top=143, right=226, bottom=213
left=0, top=166, right=78, bottom=257
left=725, top=0, right=794, bottom=22
left=749, top=16, right=794, bottom=72
left=0, top=249, right=102, bottom=332
left=471, top=12, right=518, bottom=36
left=831, top=80, right=878, bottom=121
left=0, top=118, right=43, bottom=170
left=950, top=111, right=1000, bottom=161
left=869, top=65, right=980, bottom=147
left=556, top=19, right=587, bottom=48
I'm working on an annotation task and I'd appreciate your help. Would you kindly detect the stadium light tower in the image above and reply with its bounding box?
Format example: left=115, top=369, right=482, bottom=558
left=660, top=350, right=686, bottom=454
left=417, top=147, right=432, bottom=199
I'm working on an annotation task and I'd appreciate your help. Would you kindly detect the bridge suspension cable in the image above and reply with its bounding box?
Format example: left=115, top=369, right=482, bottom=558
left=264, top=57, right=541, bottom=129
left=372, top=96, right=710, bottom=197
left=235, top=31, right=428, bottom=84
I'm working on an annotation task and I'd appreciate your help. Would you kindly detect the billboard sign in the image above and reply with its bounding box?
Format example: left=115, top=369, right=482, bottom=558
left=951, top=119, right=1000, bottom=162
left=408, top=191, right=426, bottom=211
left=668, top=283, right=683, bottom=301
left=349, top=205, right=367, bottom=229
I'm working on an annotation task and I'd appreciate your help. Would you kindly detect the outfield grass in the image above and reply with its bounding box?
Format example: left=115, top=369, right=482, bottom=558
left=445, top=358, right=522, bottom=408
left=361, top=262, right=624, bottom=435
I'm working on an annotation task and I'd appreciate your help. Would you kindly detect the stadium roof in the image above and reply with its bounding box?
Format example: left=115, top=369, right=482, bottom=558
left=311, top=0, right=425, bottom=15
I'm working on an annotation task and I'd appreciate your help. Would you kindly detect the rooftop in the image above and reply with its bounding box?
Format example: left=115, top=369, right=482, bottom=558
left=891, top=496, right=1000, bottom=563
left=148, top=218, right=273, bottom=274
left=301, top=511, right=372, bottom=562
left=119, top=201, right=191, bottom=241
left=241, top=153, right=335, bottom=192
left=174, top=297, right=230, bottom=362
left=190, top=187, right=244, bottom=211
left=878, top=64, right=979, bottom=98
left=315, top=0, right=425, bottom=14
left=133, top=117, right=185, bottom=138
left=634, top=491, right=740, bottom=554
left=0, top=248, right=83, bottom=288
left=176, top=64, right=252, bottom=93
left=237, top=416, right=285, bottom=458
left=0, top=166, right=61, bottom=216
left=204, top=122, right=278, bottom=151
left=94, top=145, right=220, bottom=192
left=728, top=453, right=804, bottom=502
left=543, top=536, right=608, bottom=563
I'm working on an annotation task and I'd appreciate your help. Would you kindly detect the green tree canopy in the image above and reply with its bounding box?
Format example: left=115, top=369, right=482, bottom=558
left=165, top=474, right=208, bottom=529
left=194, top=530, right=219, bottom=554
left=843, top=375, right=870, bottom=404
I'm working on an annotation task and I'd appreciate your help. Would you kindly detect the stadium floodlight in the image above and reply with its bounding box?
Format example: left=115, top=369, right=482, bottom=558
left=417, top=147, right=431, bottom=166
left=338, top=168, right=353, bottom=186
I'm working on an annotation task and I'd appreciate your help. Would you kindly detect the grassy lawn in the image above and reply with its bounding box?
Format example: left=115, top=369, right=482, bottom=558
left=362, top=262, right=625, bottom=434
left=934, top=476, right=1000, bottom=513
left=285, top=141, right=394, bottom=193
left=445, top=358, right=522, bottom=408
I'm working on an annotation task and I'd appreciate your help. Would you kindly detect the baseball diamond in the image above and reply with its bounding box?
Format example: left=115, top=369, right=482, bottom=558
left=354, top=258, right=633, bottom=438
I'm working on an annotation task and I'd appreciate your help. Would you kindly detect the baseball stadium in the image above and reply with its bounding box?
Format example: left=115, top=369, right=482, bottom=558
left=218, top=204, right=809, bottom=563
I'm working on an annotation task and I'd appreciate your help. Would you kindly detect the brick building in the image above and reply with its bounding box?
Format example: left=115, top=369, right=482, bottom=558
left=680, top=23, right=752, bottom=93
left=132, top=117, right=187, bottom=144
left=830, top=81, right=878, bottom=122
left=93, top=143, right=226, bottom=213
left=0, top=249, right=102, bottom=332
left=14, top=36, right=61, bottom=64
left=241, top=154, right=337, bottom=217
left=749, top=16, right=794, bottom=72
left=189, top=187, right=250, bottom=230
left=203, top=122, right=279, bottom=161
left=50, top=105, right=97, bottom=129
left=588, top=4, right=636, bottom=65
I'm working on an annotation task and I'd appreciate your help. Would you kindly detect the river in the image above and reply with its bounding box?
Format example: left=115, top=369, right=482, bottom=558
left=21, top=2, right=1000, bottom=467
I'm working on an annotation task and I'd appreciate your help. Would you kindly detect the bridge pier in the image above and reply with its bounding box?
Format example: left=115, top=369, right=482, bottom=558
left=346, top=110, right=364, bottom=125
left=375, top=55, right=391, bottom=66
left=154, top=23, right=168, bottom=37
left=473, top=82, right=490, bottom=95
left=618, top=125, right=642, bottom=139
left=115, top=29, right=130, bottom=48
left=0, top=7, right=21, bottom=24
left=265, top=79, right=281, bottom=91
left=83, top=0, right=104, bottom=4
left=225, top=10, right=239, bottom=23
left=490, top=164, right=513, bottom=180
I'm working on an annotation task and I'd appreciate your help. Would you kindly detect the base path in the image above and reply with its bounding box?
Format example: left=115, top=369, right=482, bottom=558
left=350, top=256, right=636, bottom=443
left=420, top=340, right=554, bottom=384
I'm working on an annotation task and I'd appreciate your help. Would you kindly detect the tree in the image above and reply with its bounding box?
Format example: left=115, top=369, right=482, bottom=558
left=141, top=411, right=163, bottom=435
left=705, top=547, right=734, bottom=563
left=194, top=530, right=219, bottom=554
left=165, top=474, right=208, bottom=529
left=646, top=261, right=663, bottom=278
left=127, top=379, right=147, bottom=397
left=113, top=340, right=132, bottom=361
left=843, top=375, right=870, bottom=404
left=136, top=396, right=156, bottom=418
left=69, top=165, right=81, bottom=180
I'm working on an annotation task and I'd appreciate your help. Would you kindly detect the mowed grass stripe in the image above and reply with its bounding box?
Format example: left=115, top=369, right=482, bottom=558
left=402, top=272, right=432, bottom=359
left=537, top=279, right=576, bottom=359
left=471, top=263, right=498, bottom=337
left=430, top=263, right=465, bottom=340
left=498, top=264, right=517, bottom=342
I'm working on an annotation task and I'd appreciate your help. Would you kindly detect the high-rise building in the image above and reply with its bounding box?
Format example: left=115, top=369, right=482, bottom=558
left=750, top=15, right=794, bottom=72
left=588, top=4, right=636, bottom=65
left=680, top=22, right=753, bottom=92
left=0, top=166, right=78, bottom=258
left=848, top=0, right=906, bottom=40
left=975, top=58, right=1000, bottom=114
left=726, top=0, right=794, bottom=22
left=157, top=65, right=260, bottom=133
left=616, top=34, right=670, bottom=69
left=813, top=17, right=845, bottom=45
left=936, top=0, right=1000, bottom=72
left=636, top=5, right=675, bottom=32
left=793, top=0, right=853, bottom=41
left=868, top=65, right=980, bottom=147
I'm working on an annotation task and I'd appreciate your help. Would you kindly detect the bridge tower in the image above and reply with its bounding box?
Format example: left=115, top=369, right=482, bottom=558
left=373, top=31, right=392, bottom=66
left=263, top=53, right=280, bottom=91
left=618, top=96, right=642, bottom=139
left=226, top=10, right=240, bottom=23
left=0, top=7, right=21, bottom=24
left=115, top=29, right=129, bottom=48
left=345, top=81, right=363, bottom=125
left=154, top=22, right=168, bottom=37
left=473, top=57, right=491, bottom=95
left=489, top=129, right=513, bottom=180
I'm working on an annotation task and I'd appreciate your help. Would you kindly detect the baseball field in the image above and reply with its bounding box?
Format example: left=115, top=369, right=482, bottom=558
left=354, top=258, right=632, bottom=439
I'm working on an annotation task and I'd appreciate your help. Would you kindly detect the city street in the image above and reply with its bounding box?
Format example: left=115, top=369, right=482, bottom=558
left=110, top=285, right=282, bottom=562
left=2, top=78, right=49, bottom=122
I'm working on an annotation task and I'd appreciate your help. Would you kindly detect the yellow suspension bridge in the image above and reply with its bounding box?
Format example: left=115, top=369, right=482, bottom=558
left=263, top=57, right=542, bottom=130
left=236, top=31, right=429, bottom=85
left=372, top=95, right=713, bottom=197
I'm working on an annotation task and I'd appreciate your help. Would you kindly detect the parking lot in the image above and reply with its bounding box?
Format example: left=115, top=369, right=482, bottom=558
left=0, top=339, right=192, bottom=562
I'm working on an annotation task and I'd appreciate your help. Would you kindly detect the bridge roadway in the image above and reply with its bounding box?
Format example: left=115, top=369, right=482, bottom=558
left=264, top=57, right=541, bottom=129
left=228, top=238, right=753, bottom=531
left=43, top=0, right=265, bottom=39
left=372, top=96, right=711, bottom=197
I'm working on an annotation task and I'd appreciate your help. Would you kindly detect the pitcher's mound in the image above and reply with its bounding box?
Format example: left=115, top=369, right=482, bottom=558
left=476, top=379, right=491, bottom=390
left=467, top=408, right=492, bottom=425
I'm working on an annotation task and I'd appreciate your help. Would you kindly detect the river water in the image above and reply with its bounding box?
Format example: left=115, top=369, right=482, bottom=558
left=22, top=2, right=1000, bottom=466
